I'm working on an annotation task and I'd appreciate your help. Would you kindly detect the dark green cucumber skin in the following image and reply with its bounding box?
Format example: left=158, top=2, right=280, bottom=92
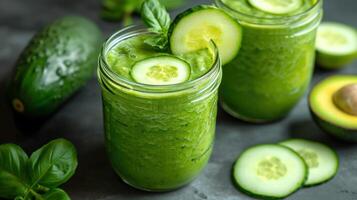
left=232, top=144, right=308, bottom=200
left=310, top=107, right=357, bottom=142
left=316, top=26, right=357, bottom=70
left=8, top=16, right=102, bottom=118
left=316, top=51, right=357, bottom=70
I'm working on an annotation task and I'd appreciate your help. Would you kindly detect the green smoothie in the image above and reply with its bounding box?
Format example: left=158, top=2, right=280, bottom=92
left=217, top=0, right=322, bottom=122
left=106, top=34, right=215, bottom=81
left=98, top=28, right=221, bottom=191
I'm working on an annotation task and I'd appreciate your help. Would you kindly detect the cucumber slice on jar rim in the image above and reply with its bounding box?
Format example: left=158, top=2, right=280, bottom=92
left=233, top=144, right=307, bottom=199
left=130, top=55, right=191, bottom=85
left=316, top=22, right=357, bottom=69
left=169, top=5, right=242, bottom=65
left=248, top=0, right=303, bottom=15
left=280, top=139, right=339, bottom=186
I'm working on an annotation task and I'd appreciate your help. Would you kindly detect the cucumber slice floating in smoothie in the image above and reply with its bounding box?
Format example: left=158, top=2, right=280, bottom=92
left=131, top=55, right=191, bottom=85
left=280, top=139, right=339, bottom=186
left=316, top=22, right=357, bottom=69
left=233, top=144, right=307, bottom=199
left=169, top=6, right=242, bottom=65
left=248, top=0, right=303, bottom=15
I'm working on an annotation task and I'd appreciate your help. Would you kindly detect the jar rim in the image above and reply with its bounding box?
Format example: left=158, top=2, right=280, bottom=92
left=215, top=0, right=322, bottom=26
left=98, top=25, right=221, bottom=94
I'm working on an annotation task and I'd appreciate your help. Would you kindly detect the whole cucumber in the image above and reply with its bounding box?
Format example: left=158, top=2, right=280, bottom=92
left=8, top=16, right=102, bottom=118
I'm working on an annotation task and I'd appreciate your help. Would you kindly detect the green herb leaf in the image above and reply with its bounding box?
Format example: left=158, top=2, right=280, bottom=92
left=141, top=0, right=171, bottom=34
left=0, top=144, right=29, bottom=199
left=135, top=0, right=186, bottom=12
left=144, top=35, right=169, bottom=51
left=160, top=0, right=185, bottom=9
left=28, top=139, right=78, bottom=189
left=42, top=188, right=70, bottom=200
left=141, top=0, right=171, bottom=50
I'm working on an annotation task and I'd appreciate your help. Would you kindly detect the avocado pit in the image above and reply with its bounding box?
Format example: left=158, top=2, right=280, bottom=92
left=333, top=83, right=357, bottom=116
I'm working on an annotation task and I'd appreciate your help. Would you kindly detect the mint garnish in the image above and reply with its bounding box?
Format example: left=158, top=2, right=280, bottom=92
left=141, top=0, right=171, bottom=50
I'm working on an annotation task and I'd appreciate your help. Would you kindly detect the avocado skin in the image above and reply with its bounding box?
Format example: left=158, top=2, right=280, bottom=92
left=310, top=106, right=357, bottom=142
left=8, top=16, right=102, bottom=119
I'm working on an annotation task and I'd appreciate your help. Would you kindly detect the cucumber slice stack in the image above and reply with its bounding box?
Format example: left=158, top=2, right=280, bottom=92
left=131, top=55, right=191, bottom=85
left=169, top=6, right=242, bottom=65
left=280, top=139, right=339, bottom=186
left=233, top=139, right=339, bottom=199
left=316, top=22, right=357, bottom=69
left=248, top=0, right=303, bottom=15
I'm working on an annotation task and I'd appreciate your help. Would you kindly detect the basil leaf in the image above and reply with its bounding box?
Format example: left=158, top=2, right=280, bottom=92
left=28, top=139, right=78, bottom=188
left=135, top=0, right=185, bottom=12
left=0, top=144, right=29, bottom=199
left=141, top=0, right=171, bottom=50
left=160, top=0, right=185, bottom=9
left=42, top=188, right=70, bottom=200
left=144, top=35, right=169, bottom=51
left=141, top=0, right=171, bottom=34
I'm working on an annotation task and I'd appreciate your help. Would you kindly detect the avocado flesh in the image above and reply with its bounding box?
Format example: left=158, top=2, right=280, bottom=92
left=310, top=75, right=357, bottom=141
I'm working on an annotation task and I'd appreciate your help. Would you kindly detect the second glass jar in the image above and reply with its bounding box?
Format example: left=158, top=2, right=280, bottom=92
left=217, top=0, right=323, bottom=122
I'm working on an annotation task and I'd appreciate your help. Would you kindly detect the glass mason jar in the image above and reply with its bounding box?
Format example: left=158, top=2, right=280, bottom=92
left=97, top=27, right=222, bottom=191
left=216, top=0, right=323, bottom=122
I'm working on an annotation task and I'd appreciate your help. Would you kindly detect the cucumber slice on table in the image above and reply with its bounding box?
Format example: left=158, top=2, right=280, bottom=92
left=169, top=6, right=242, bottom=65
left=131, top=55, right=191, bottom=85
left=316, top=22, right=357, bottom=69
left=233, top=144, right=307, bottom=199
left=248, top=0, right=303, bottom=15
left=280, top=139, right=339, bottom=186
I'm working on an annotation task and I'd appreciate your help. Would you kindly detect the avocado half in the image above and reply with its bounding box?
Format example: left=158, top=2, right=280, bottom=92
left=309, top=75, right=357, bottom=142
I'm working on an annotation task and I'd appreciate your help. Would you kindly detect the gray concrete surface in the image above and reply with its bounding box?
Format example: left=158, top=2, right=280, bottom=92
left=0, top=0, right=357, bottom=199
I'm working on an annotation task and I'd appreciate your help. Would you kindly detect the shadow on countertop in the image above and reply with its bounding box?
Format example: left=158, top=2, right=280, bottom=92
left=287, top=118, right=357, bottom=150
left=64, top=143, right=194, bottom=199
left=0, top=74, right=19, bottom=142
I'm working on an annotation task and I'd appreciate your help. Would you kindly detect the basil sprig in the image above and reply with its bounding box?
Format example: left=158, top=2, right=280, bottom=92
left=0, top=139, right=77, bottom=200
left=141, top=0, right=171, bottom=50
left=0, top=144, right=29, bottom=199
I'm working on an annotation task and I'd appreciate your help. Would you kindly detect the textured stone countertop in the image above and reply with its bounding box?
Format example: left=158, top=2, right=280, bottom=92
left=0, top=0, right=357, bottom=199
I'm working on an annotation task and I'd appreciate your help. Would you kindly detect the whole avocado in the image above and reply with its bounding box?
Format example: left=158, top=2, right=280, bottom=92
left=8, top=16, right=102, bottom=118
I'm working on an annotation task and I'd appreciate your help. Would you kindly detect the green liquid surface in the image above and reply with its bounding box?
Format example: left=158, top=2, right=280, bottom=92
left=222, top=0, right=316, bottom=18
left=106, top=34, right=214, bottom=81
